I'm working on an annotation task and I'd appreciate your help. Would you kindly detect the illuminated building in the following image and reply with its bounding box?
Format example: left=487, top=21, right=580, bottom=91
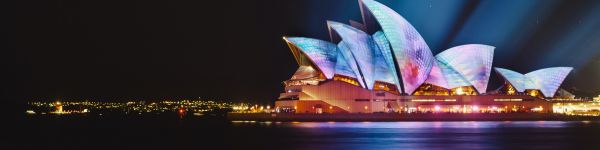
left=275, top=0, right=572, bottom=114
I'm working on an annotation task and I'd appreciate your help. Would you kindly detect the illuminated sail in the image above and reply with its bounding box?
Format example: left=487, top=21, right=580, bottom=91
left=362, top=0, right=435, bottom=94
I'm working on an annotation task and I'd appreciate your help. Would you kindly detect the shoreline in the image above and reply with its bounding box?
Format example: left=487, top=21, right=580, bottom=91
left=228, top=113, right=600, bottom=122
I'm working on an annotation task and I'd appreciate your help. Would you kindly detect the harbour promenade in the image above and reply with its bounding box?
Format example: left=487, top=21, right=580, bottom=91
left=229, top=113, right=600, bottom=122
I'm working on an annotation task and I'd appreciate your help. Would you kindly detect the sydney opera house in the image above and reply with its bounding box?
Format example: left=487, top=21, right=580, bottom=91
left=275, top=0, right=573, bottom=114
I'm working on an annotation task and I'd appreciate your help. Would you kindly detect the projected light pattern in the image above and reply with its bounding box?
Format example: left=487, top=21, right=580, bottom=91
left=427, top=60, right=471, bottom=89
left=373, top=31, right=402, bottom=91
left=425, top=61, right=449, bottom=88
left=495, top=67, right=573, bottom=97
left=371, top=38, right=396, bottom=85
left=494, top=68, right=531, bottom=92
left=435, top=44, right=495, bottom=93
left=338, top=41, right=366, bottom=88
left=334, top=50, right=358, bottom=79
left=525, top=67, right=573, bottom=97
left=362, top=0, right=435, bottom=94
left=329, top=21, right=376, bottom=89
left=285, top=37, right=338, bottom=79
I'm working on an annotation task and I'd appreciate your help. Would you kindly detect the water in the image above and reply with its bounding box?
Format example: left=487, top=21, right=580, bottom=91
left=227, top=121, right=600, bottom=149
left=231, top=121, right=600, bottom=149
left=14, top=115, right=600, bottom=150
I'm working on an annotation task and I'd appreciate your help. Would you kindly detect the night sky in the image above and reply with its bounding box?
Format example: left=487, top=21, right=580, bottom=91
left=11, top=0, right=600, bottom=103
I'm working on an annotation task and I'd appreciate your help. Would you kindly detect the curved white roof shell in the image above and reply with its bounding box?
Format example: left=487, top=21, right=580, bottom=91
left=334, top=50, right=359, bottom=79
left=284, top=37, right=338, bottom=79
left=435, top=44, right=495, bottom=93
left=525, top=67, right=573, bottom=97
left=361, top=0, right=435, bottom=94
left=495, top=67, right=573, bottom=97
left=329, top=21, right=377, bottom=89
left=372, top=31, right=402, bottom=92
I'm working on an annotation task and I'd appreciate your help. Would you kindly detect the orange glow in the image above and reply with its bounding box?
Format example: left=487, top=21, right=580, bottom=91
left=412, top=83, right=450, bottom=96
left=456, top=88, right=464, bottom=95
left=450, top=86, right=477, bottom=95
left=333, top=75, right=360, bottom=86
left=528, top=90, right=539, bottom=97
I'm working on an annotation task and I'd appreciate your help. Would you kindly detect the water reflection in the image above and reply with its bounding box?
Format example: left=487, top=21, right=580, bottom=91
left=254, top=121, right=578, bottom=128
left=232, top=121, right=600, bottom=150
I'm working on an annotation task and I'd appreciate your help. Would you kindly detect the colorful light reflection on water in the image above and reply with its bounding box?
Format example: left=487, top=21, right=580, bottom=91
left=279, top=121, right=577, bottom=128
left=232, top=121, right=600, bottom=149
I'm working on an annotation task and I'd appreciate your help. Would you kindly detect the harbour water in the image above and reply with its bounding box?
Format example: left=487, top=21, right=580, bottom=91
left=232, top=121, right=600, bottom=149
left=15, top=115, right=600, bottom=149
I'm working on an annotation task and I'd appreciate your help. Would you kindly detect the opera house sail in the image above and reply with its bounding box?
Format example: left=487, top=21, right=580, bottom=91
left=495, top=67, right=573, bottom=97
left=275, top=0, right=573, bottom=114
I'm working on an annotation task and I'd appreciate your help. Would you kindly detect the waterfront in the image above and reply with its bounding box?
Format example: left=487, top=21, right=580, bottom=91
left=14, top=115, right=600, bottom=150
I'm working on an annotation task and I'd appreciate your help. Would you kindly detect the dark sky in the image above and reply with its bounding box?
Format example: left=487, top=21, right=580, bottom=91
left=10, top=0, right=600, bottom=103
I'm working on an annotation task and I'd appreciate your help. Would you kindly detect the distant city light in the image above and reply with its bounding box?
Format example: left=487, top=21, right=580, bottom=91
left=25, top=99, right=269, bottom=115
left=26, top=110, right=35, bottom=114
